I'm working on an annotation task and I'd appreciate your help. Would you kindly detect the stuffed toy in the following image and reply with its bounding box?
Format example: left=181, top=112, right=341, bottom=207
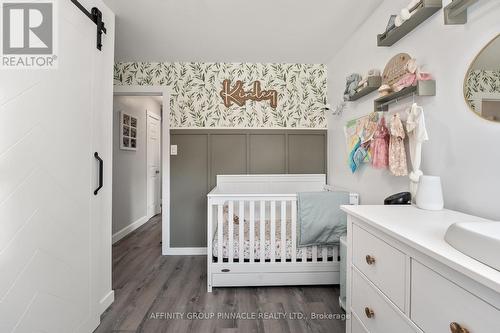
left=344, top=73, right=362, bottom=101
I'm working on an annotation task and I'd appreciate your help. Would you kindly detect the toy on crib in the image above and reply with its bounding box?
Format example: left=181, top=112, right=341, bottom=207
left=343, top=73, right=362, bottom=101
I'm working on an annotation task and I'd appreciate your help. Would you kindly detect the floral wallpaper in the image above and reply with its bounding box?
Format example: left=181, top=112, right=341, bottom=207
left=114, top=62, right=328, bottom=128
left=465, top=70, right=500, bottom=111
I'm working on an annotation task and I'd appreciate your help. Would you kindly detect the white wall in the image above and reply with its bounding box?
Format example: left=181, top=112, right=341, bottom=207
left=112, top=96, right=161, bottom=237
left=328, top=0, right=500, bottom=220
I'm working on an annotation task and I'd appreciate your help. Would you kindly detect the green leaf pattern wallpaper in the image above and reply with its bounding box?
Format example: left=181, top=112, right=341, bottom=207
left=465, top=70, right=500, bottom=111
left=114, top=62, right=328, bottom=128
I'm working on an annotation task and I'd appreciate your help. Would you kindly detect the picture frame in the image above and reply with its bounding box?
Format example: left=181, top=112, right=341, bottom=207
left=120, top=111, right=138, bottom=151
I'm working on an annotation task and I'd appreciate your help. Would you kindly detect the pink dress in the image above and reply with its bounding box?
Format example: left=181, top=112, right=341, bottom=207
left=371, top=117, right=389, bottom=169
left=389, top=114, right=408, bottom=176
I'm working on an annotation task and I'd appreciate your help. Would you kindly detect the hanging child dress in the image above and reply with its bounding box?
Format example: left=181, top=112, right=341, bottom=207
left=389, top=113, right=408, bottom=176
left=371, top=117, right=389, bottom=169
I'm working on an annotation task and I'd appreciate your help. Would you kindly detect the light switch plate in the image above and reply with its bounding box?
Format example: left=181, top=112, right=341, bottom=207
left=170, top=145, right=178, bottom=155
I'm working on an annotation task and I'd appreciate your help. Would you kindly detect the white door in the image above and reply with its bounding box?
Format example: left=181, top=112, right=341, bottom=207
left=0, top=1, right=114, bottom=332
left=147, top=113, right=162, bottom=218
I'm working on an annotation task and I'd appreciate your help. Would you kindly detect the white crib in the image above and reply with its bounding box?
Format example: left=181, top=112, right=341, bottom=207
left=207, top=174, right=359, bottom=292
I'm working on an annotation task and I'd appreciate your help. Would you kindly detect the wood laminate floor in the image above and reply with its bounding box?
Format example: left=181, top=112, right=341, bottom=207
left=94, top=215, right=346, bottom=333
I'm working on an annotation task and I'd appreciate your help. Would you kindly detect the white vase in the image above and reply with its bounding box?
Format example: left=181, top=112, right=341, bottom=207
left=415, top=176, right=444, bottom=211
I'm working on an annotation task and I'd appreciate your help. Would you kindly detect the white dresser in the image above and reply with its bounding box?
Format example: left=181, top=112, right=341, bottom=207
left=341, top=205, right=500, bottom=333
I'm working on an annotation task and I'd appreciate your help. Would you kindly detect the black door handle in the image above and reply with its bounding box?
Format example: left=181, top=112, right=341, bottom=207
left=94, top=152, right=103, bottom=195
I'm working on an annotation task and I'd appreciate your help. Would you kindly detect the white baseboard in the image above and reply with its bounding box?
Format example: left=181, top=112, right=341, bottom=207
left=164, top=247, right=207, bottom=255
left=112, top=215, right=149, bottom=244
left=99, top=290, right=115, bottom=314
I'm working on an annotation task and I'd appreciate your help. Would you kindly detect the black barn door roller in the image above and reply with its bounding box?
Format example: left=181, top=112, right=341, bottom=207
left=70, top=0, right=107, bottom=51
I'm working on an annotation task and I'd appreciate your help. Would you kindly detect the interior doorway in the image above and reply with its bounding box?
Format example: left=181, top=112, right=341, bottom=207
left=112, top=86, right=170, bottom=254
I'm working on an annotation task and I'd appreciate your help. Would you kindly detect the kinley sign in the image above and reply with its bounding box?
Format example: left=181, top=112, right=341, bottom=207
left=220, top=80, right=278, bottom=109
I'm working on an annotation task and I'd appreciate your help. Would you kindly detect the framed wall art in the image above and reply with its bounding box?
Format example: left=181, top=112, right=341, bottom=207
left=120, top=111, right=138, bottom=151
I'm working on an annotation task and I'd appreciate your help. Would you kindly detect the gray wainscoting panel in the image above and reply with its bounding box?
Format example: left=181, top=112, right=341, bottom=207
left=170, top=133, right=209, bottom=247
left=210, top=134, right=247, bottom=190
left=288, top=133, right=327, bottom=174
left=170, top=129, right=327, bottom=248
left=249, top=134, right=286, bottom=174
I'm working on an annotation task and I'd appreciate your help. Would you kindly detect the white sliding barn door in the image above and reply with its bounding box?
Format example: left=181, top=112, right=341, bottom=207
left=147, top=113, right=161, bottom=218
left=0, top=1, right=114, bottom=332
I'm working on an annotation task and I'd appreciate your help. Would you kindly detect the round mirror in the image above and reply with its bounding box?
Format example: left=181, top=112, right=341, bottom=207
left=464, top=34, right=500, bottom=122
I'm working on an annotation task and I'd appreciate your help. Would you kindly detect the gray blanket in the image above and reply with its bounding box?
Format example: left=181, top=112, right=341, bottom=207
left=297, top=191, right=350, bottom=247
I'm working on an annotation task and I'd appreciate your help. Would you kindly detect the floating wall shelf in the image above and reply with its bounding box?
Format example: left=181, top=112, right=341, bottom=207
left=348, top=76, right=382, bottom=101
left=374, top=80, right=436, bottom=111
left=377, top=0, right=443, bottom=47
left=444, top=0, right=479, bottom=25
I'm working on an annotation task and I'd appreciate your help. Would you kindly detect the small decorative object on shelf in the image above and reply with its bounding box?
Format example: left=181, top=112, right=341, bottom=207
left=378, top=84, right=392, bottom=97
left=444, top=0, right=479, bottom=25
left=380, top=53, right=413, bottom=91
left=374, top=53, right=435, bottom=111
left=348, top=69, right=382, bottom=101
left=343, top=73, right=362, bottom=101
left=378, top=0, right=443, bottom=47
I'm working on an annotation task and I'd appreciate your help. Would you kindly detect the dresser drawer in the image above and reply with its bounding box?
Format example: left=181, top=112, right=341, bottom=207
left=411, top=260, right=500, bottom=333
left=352, top=267, right=415, bottom=333
left=352, top=223, right=406, bottom=310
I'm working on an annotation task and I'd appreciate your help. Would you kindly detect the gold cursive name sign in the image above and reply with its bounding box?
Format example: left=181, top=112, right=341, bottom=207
left=220, top=80, right=278, bottom=109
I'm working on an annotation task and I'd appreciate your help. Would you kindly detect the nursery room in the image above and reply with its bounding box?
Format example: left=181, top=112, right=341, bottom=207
left=1, top=0, right=500, bottom=332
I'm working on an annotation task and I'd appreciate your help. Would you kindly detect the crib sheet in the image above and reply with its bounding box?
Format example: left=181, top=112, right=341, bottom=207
left=212, top=217, right=337, bottom=260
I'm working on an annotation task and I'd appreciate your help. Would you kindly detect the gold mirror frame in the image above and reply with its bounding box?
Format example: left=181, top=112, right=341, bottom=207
left=463, top=33, right=500, bottom=123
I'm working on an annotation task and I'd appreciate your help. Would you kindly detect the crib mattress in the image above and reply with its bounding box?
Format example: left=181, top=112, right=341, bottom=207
left=212, top=218, right=337, bottom=260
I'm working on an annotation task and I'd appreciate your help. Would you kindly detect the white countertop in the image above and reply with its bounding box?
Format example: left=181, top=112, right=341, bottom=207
left=341, top=205, right=500, bottom=294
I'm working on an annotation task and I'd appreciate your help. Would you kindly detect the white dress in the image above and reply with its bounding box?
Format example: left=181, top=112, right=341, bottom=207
left=406, top=103, right=429, bottom=197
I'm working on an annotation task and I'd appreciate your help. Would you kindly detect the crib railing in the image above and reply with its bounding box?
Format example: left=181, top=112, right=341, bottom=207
left=207, top=195, right=338, bottom=264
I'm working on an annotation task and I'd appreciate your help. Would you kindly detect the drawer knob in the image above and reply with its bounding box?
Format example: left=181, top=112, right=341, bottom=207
left=364, top=307, right=375, bottom=319
left=450, top=322, right=470, bottom=333
left=365, top=255, right=376, bottom=265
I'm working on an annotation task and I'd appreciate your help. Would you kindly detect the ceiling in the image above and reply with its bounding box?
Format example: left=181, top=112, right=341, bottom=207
left=103, top=0, right=382, bottom=64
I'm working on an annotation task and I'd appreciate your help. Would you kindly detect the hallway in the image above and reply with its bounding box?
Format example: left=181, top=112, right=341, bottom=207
left=95, top=216, right=345, bottom=333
